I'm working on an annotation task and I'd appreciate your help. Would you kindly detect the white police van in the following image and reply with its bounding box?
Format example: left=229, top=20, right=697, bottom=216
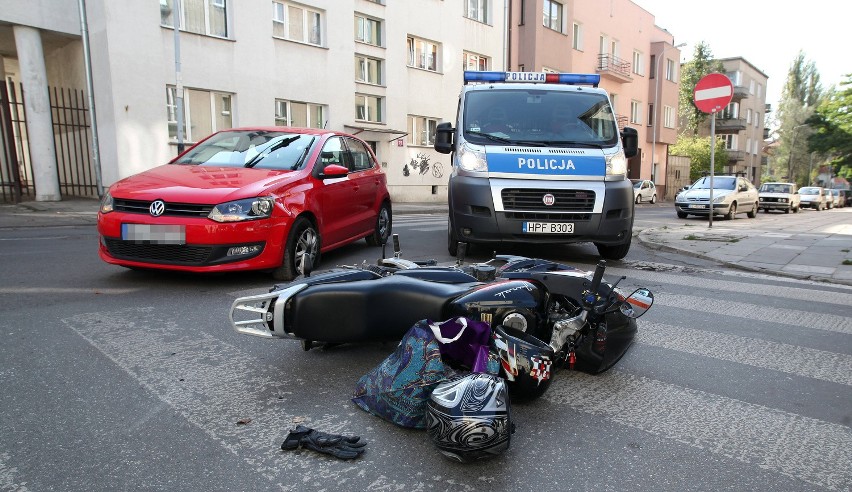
left=434, top=71, right=639, bottom=259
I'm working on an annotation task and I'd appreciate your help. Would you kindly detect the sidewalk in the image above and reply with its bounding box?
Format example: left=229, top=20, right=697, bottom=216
left=2, top=198, right=851, bottom=285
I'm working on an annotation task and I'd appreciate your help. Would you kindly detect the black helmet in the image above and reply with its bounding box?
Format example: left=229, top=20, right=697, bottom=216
left=426, top=373, right=513, bottom=463
left=491, top=325, right=555, bottom=400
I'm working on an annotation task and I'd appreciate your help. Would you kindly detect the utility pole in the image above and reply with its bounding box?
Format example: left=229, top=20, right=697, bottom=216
left=173, top=0, right=185, bottom=154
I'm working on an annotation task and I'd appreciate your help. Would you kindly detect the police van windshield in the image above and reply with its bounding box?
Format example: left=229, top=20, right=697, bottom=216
left=463, top=89, right=619, bottom=147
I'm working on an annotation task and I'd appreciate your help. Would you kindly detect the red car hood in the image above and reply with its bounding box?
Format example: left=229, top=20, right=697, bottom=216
left=108, top=164, right=300, bottom=203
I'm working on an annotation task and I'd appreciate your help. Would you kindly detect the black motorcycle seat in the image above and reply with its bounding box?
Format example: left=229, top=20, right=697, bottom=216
left=287, top=275, right=481, bottom=343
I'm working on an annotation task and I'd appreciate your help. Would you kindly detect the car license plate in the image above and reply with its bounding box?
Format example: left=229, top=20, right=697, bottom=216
left=121, top=224, right=185, bottom=244
left=688, top=204, right=707, bottom=209
left=522, top=222, right=574, bottom=234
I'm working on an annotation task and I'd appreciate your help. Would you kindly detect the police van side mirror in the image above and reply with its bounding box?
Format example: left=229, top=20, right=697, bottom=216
left=621, top=127, right=638, bottom=158
left=434, top=122, right=455, bottom=154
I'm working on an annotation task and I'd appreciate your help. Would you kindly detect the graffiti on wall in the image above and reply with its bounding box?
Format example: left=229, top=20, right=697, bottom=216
left=403, top=152, right=444, bottom=179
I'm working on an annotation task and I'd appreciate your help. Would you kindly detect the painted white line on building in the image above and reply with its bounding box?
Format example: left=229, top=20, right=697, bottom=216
left=61, top=307, right=473, bottom=491
left=638, top=321, right=852, bottom=386
left=652, top=294, right=852, bottom=335
left=544, top=372, right=852, bottom=491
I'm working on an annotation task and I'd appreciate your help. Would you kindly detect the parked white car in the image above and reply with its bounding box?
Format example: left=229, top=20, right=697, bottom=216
left=631, top=179, right=657, bottom=204
left=798, top=187, right=827, bottom=210
left=674, top=175, right=759, bottom=219
left=758, top=182, right=800, bottom=214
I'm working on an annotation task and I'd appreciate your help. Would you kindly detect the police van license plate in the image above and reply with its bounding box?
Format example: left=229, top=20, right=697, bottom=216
left=522, top=222, right=574, bottom=234
left=121, top=224, right=186, bottom=244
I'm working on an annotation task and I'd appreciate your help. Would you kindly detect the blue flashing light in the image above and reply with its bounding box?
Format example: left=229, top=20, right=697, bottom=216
left=463, top=71, right=600, bottom=87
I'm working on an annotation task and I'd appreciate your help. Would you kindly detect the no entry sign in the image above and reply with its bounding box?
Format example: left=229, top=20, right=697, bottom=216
left=693, top=73, right=733, bottom=114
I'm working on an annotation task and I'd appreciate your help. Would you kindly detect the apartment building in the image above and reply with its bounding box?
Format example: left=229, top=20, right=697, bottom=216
left=508, top=0, right=682, bottom=197
left=691, top=57, right=768, bottom=183
left=0, top=0, right=505, bottom=202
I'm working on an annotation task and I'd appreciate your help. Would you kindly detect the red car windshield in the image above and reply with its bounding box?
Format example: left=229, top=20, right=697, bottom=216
left=174, top=130, right=316, bottom=170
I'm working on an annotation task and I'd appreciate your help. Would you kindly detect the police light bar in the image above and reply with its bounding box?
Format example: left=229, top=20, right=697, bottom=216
left=463, top=71, right=600, bottom=87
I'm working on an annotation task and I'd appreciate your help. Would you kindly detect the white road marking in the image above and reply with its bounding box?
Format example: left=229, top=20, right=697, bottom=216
left=544, top=371, right=852, bottom=491
left=638, top=321, right=852, bottom=386
left=0, top=451, right=30, bottom=492
left=0, top=287, right=141, bottom=295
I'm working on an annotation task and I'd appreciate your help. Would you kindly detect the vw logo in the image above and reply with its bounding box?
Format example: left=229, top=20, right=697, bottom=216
left=149, top=200, right=166, bottom=217
left=542, top=193, right=555, bottom=206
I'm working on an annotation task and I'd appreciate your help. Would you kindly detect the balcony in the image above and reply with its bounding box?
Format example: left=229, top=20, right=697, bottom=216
left=716, top=117, right=747, bottom=132
left=732, top=85, right=750, bottom=99
left=596, top=54, right=632, bottom=83
left=726, top=150, right=746, bottom=162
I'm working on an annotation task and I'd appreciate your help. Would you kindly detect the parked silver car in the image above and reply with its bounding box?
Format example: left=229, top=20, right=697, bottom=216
left=828, top=189, right=845, bottom=208
left=798, top=187, right=827, bottom=210
left=675, top=175, right=759, bottom=219
left=632, top=179, right=657, bottom=204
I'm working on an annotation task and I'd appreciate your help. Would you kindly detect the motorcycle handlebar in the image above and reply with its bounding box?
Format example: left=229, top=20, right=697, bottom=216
left=583, top=260, right=607, bottom=309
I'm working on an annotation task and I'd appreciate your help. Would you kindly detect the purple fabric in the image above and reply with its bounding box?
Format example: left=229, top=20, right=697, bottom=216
left=429, top=317, right=492, bottom=371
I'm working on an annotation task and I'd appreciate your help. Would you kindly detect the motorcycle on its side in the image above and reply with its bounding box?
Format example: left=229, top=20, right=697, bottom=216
left=229, top=236, right=653, bottom=394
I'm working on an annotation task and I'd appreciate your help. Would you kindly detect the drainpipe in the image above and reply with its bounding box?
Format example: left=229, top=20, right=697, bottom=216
left=78, top=0, right=104, bottom=198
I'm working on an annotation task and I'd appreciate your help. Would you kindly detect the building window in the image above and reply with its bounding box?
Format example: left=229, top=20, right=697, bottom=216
left=757, top=84, right=762, bottom=98
left=665, top=59, right=675, bottom=81
left=544, top=0, right=563, bottom=33
left=599, top=35, right=607, bottom=55
left=161, top=0, right=228, bottom=38
left=465, top=0, right=488, bottom=23
left=664, top=105, right=675, bottom=128
left=463, top=51, right=489, bottom=71
left=630, top=100, right=641, bottom=125
left=755, top=112, right=761, bottom=127
left=722, top=101, right=739, bottom=119
left=542, top=66, right=558, bottom=74
left=722, top=133, right=738, bottom=150
left=355, top=55, right=383, bottom=85
left=408, top=115, right=438, bottom=146
left=275, top=99, right=326, bottom=128
left=647, top=103, right=654, bottom=126
left=355, top=14, right=382, bottom=46
left=407, top=36, right=439, bottom=72
left=746, top=108, right=752, bottom=125
left=632, top=50, right=643, bottom=76
left=572, top=22, right=582, bottom=50
left=649, top=54, right=656, bottom=79
left=519, top=0, right=525, bottom=25
left=166, top=86, right=232, bottom=142
left=749, top=79, right=755, bottom=94
left=727, top=70, right=742, bottom=86
left=273, top=1, right=323, bottom=45
left=356, top=94, right=383, bottom=123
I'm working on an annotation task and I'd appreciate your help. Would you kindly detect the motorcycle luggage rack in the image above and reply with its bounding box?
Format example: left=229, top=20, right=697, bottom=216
left=229, top=284, right=308, bottom=339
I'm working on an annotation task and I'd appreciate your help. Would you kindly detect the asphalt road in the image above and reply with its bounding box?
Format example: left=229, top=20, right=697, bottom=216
left=1, top=206, right=850, bottom=491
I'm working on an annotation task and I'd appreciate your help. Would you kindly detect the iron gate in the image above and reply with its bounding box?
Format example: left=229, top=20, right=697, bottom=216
left=0, top=81, right=96, bottom=203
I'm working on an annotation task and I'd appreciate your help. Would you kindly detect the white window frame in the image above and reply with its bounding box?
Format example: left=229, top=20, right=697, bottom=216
left=355, top=14, right=382, bottom=46
left=665, top=58, right=675, bottom=81
left=355, top=54, right=383, bottom=85
left=355, top=94, right=383, bottom=123
left=463, top=51, right=489, bottom=71
left=572, top=22, right=582, bottom=50
left=723, top=101, right=739, bottom=119
left=160, top=0, right=229, bottom=38
left=722, top=133, right=738, bottom=150
left=749, top=79, right=755, bottom=95
left=746, top=108, right=753, bottom=125
left=407, top=36, right=440, bottom=72
left=465, top=0, right=488, bottom=23
left=166, top=85, right=233, bottom=143
left=599, top=35, right=607, bottom=55
left=407, top=115, right=439, bottom=146
left=664, top=105, right=675, bottom=128
left=544, top=0, right=563, bottom=33
left=274, top=98, right=327, bottom=128
left=632, top=50, right=643, bottom=76
left=630, top=100, right=641, bottom=125
left=272, top=1, right=324, bottom=46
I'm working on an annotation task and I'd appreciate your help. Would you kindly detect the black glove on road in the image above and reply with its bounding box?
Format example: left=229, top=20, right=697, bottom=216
left=281, top=425, right=366, bottom=460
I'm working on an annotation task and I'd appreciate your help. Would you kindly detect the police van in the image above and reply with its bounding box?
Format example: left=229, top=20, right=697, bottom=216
left=434, top=71, right=638, bottom=259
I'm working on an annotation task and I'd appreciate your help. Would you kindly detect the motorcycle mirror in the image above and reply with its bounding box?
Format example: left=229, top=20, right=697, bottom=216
left=457, top=242, right=467, bottom=266
left=620, top=288, right=654, bottom=318
left=392, top=234, right=401, bottom=258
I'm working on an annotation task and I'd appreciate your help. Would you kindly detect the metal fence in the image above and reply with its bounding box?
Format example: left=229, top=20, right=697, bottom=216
left=0, top=81, right=95, bottom=203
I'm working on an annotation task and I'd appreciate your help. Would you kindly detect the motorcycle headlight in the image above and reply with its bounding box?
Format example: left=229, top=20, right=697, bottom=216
left=100, top=191, right=114, bottom=214
left=606, top=150, right=627, bottom=178
left=209, top=197, right=275, bottom=223
left=457, top=142, right=488, bottom=172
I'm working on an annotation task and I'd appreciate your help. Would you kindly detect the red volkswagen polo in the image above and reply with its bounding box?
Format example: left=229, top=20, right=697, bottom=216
left=98, top=127, right=392, bottom=280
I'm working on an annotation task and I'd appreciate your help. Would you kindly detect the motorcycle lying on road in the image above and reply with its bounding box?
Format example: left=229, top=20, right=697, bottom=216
left=229, top=236, right=653, bottom=394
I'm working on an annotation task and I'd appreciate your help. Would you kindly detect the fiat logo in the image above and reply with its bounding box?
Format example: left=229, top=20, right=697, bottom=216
left=149, top=200, right=166, bottom=217
left=542, top=194, right=555, bottom=206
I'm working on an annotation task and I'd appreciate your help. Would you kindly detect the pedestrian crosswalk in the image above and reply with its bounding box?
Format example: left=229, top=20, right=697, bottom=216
left=56, top=261, right=852, bottom=490
left=392, top=213, right=447, bottom=232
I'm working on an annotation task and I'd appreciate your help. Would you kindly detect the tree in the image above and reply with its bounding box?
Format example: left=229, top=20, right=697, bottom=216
left=772, top=51, right=824, bottom=185
left=670, top=135, right=729, bottom=181
left=807, top=74, right=852, bottom=172
left=678, top=42, right=725, bottom=135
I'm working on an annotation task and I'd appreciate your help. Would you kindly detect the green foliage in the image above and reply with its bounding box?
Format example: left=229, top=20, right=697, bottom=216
left=806, top=74, right=852, bottom=170
left=670, top=134, right=728, bottom=181
left=678, top=42, right=725, bottom=135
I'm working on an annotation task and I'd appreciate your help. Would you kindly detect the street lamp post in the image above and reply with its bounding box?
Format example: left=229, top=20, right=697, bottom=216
left=786, top=123, right=807, bottom=182
left=651, top=42, right=686, bottom=185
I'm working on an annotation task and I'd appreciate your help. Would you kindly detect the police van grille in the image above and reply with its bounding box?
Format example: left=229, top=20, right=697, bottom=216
left=502, top=188, right=595, bottom=212
left=505, top=212, right=591, bottom=221
left=113, top=198, right=214, bottom=217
